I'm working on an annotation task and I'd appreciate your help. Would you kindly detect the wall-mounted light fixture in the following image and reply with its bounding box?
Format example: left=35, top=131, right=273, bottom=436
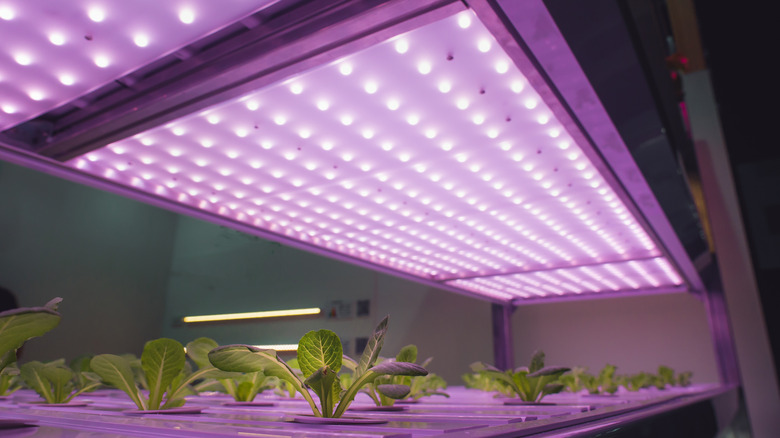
left=182, top=307, right=321, bottom=323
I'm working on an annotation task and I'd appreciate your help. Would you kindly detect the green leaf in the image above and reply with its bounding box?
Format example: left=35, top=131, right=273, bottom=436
left=305, top=366, right=340, bottom=417
left=43, top=363, right=74, bottom=404
left=297, top=330, right=342, bottom=378
left=371, top=361, right=428, bottom=377
left=333, top=360, right=426, bottom=418
left=0, top=301, right=61, bottom=370
left=341, top=355, right=358, bottom=371
left=186, top=337, right=219, bottom=370
left=142, top=338, right=186, bottom=410
left=377, top=384, right=410, bottom=399
left=0, top=351, right=16, bottom=372
left=20, top=361, right=55, bottom=404
left=356, top=316, right=388, bottom=377
left=395, top=345, right=417, bottom=364
left=528, top=366, right=570, bottom=378
left=529, top=350, right=545, bottom=373
left=209, top=344, right=321, bottom=416
left=91, top=354, right=146, bottom=410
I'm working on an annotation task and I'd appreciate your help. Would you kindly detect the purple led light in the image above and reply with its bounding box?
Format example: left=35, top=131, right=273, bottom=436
left=0, top=0, right=278, bottom=130
left=65, top=9, right=681, bottom=300
left=447, top=257, right=684, bottom=299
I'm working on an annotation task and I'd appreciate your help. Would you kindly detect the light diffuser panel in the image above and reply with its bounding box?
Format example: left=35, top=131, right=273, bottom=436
left=0, top=0, right=277, bottom=130
left=65, top=9, right=684, bottom=302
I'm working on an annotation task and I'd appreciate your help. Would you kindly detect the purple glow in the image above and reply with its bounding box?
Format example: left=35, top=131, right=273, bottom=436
left=64, top=9, right=681, bottom=301
left=447, top=257, right=683, bottom=299
left=0, top=0, right=278, bottom=130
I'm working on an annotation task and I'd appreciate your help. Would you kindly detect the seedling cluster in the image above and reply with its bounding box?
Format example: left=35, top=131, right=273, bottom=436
left=465, top=351, right=694, bottom=401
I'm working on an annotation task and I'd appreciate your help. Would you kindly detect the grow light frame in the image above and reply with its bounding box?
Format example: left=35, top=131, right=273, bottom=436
left=0, top=0, right=703, bottom=306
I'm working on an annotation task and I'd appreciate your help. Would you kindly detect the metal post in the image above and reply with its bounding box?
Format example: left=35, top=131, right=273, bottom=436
left=700, top=262, right=741, bottom=386
left=491, top=303, right=516, bottom=370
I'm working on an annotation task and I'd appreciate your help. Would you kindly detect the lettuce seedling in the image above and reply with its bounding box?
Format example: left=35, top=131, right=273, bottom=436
left=560, top=367, right=586, bottom=393
left=186, top=337, right=275, bottom=402
left=677, top=371, right=693, bottom=387
left=471, top=350, right=570, bottom=403
left=462, top=370, right=514, bottom=396
left=624, top=371, right=653, bottom=392
left=361, top=345, right=448, bottom=406
left=657, top=365, right=675, bottom=388
left=209, top=315, right=427, bottom=418
left=91, top=338, right=217, bottom=410
left=20, top=359, right=101, bottom=404
left=0, top=364, right=21, bottom=396
left=0, top=298, right=62, bottom=375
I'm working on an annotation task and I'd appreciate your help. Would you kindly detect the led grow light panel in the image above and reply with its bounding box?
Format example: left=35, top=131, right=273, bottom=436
left=0, top=0, right=277, bottom=130
left=447, top=257, right=683, bottom=300
left=66, top=9, right=681, bottom=301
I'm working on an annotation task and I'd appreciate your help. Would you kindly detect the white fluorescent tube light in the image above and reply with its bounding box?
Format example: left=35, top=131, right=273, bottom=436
left=253, top=344, right=299, bottom=352
left=182, top=307, right=321, bottom=323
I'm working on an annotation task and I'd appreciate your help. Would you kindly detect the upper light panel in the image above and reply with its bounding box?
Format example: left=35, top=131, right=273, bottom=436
left=0, top=0, right=277, bottom=130
left=65, top=8, right=685, bottom=302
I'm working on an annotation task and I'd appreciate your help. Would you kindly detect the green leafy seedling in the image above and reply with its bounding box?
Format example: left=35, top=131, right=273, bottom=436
left=209, top=315, right=427, bottom=418
left=186, top=337, right=274, bottom=402
left=363, top=345, right=448, bottom=406
left=598, top=364, right=619, bottom=395
left=560, top=367, right=586, bottom=393
left=20, top=360, right=101, bottom=404
left=624, top=371, right=653, bottom=392
left=0, top=364, right=22, bottom=396
left=91, top=337, right=219, bottom=410
left=676, top=371, right=693, bottom=387
left=471, top=350, right=570, bottom=403
left=0, top=298, right=62, bottom=375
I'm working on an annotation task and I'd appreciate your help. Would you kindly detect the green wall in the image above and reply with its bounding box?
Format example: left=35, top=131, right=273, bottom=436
left=0, top=160, right=178, bottom=360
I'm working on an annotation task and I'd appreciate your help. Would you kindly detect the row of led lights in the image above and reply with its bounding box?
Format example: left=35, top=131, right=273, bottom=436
left=74, top=9, right=660, bottom=278
left=85, top=136, right=652, bottom=268
left=92, top=152, right=631, bottom=272
left=88, top=137, right=655, bottom=270
left=451, top=259, right=676, bottom=298
left=83, top=157, right=601, bottom=278
left=0, top=3, right=202, bottom=111
left=78, top=155, right=520, bottom=276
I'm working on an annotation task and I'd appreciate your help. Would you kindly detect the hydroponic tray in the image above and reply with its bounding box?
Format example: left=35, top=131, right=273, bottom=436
left=0, top=385, right=726, bottom=437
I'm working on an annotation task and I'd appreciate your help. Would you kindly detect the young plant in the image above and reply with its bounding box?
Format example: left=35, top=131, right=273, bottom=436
left=0, top=364, right=22, bottom=396
left=657, top=365, right=675, bottom=388
left=20, top=359, right=101, bottom=404
left=360, top=345, right=448, bottom=406
left=624, top=371, right=653, bottom=392
left=0, top=298, right=62, bottom=375
left=91, top=337, right=218, bottom=410
left=676, top=371, right=693, bottom=387
left=208, top=316, right=428, bottom=418
left=186, top=337, right=275, bottom=402
left=462, top=370, right=515, bottom=396
left=471, top=350, right=570, bottom=403
left=560, top=367, right=586, bottom=393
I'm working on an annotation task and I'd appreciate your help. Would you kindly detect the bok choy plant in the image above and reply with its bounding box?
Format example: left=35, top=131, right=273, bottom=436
left=352, top=344, right=448, bottom=406
left=0, top=364, right=21, bottom=396
left=20, top=359, right=101, bottom=404
left=209, top=315, right=428, bottom=418
left=91, top=338, right=220, bottom=410
left=186, top=337, right=276, bottom=402
left=471, top=350, right=570, bottom=403
left=0, top=298, right=62, bottom=376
